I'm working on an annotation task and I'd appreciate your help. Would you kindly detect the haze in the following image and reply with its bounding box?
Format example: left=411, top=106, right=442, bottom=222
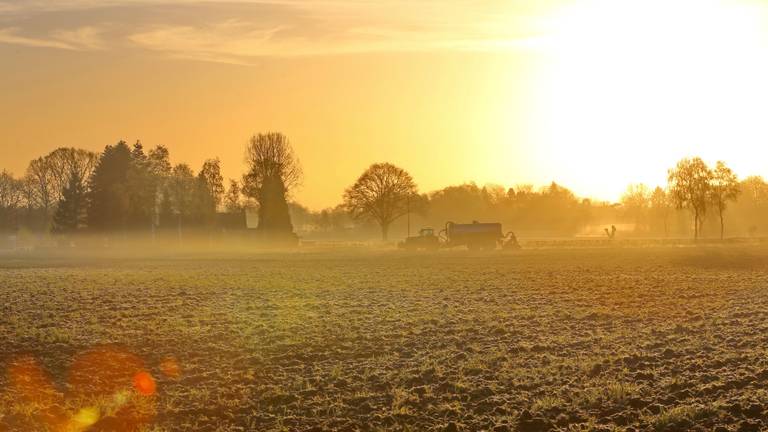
left=2, top=0, right=768, bottom=209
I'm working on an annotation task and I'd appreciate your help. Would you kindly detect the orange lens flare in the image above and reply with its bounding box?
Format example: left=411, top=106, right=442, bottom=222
left=159, top=357, right=181, bottom=379
left=133, top=371, right=156, bottom=396
left=3, top=346, right=159, bottom=431
left=6, top=356, right=68, bottom=429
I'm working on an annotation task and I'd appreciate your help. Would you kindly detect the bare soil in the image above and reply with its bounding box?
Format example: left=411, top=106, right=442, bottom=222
left=2, top=245, right=768, bottom=431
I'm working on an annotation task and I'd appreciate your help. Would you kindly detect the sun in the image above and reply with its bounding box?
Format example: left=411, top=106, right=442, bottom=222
left=528, top=0, right=768, bottom=201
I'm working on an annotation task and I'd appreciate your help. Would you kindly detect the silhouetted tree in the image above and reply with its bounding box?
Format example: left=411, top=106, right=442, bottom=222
left=167, top=164, right=196, bottom=234
left=52, top=171, right=86, bottom=234
left=242, top=133, right=301, bottom=237
left=709, top=161, right=740, bottom=240
left=147, top=145, right=172, bottom=177
left=25, top=157, right=55, bottom=224
left=428, top=183, right=493, bottom=225
left=0, top=171, right=22, bottom=232
left=668, top=157, right=713, bottom=240
left=621, top=184, right=650, bottom=232
left=125, top=141, right=157, bottom=229
left=257, top=175, right=293, bottom=235
left=197, top=158, right=225, bottom=220
left=87, top=141, right=133, bottom=231
left=224, top=180, right=242, bottom=213
left=46, top=147, right=98, bottom=202
left=147, top=145, right=172, bottom=229
left=343, top=163, right=417, bottom=240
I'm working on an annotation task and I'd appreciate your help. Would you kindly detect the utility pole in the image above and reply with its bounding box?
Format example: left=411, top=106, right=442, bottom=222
left=407, top=193, right=411, bottom=237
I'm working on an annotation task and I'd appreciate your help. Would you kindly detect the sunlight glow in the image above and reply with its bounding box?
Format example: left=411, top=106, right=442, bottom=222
left=529, top=0, right=768, bottom=201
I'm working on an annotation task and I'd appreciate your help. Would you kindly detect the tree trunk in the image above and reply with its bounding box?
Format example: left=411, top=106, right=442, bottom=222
left=693, top=211, right=699, bottom=240
left=719, top=207, right=724, bottom=240
left=381, top=222, right=389, bottom=241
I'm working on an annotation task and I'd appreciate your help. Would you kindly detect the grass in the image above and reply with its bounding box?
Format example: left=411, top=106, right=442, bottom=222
left=645, top=404, right=721, bottom=431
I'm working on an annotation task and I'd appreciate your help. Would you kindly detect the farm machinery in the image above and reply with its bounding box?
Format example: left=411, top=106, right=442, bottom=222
left=399, top=221, right=520, bottom=251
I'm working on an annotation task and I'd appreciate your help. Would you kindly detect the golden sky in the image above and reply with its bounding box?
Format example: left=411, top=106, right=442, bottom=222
left=2, top=0, right=768, bottom=209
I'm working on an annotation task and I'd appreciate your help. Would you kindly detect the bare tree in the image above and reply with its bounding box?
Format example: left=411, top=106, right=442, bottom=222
left=0, top=171, right=22, bottom=232
left=25, top=157, right=55, bottom=220
left=21, top=149, right=97, bottom=226
left=668, top=157, right=713, bottom=240
left=343, top=163, right=417, bottom=241
left=710, top=161, right=740, bottom=240
left=46, top=148, right=98, bottom=201
left=242, top=133, right=302, bottom=237
left=0, top=171, right=23, bottom=210
left=242, top=133, right=302, bottom=201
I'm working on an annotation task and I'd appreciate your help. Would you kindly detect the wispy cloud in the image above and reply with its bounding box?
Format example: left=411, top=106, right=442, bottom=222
left=0, top=1, right=548, bottom=61
left=0, top=25, right=104, bottom=50
left=52, top=25, right=105, bottom=49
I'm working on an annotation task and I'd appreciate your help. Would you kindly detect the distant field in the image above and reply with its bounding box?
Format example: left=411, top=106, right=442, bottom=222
left=3, top=245, right=768, bottom=431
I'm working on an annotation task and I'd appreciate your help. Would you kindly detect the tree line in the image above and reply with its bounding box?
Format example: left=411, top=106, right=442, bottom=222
left=0, top=134, right=301, bottom=244
left=1, top=134, right=767, bottom=244
left=337, top=157, right=759, bottom=241
left=616, top=158, right=768, bottom=240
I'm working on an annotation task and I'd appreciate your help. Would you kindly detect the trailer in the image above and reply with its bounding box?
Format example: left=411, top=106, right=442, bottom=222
left=440, top=221, right=502, bottom=250
left=400, top=221, right=520, bottom=251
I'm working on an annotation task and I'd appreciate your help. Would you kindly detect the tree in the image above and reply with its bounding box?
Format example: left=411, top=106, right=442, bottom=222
left=52, top=171, right=86, bottom=234
left=242, top=133, right=302, bottom=236
left=0, top=171, right=23, bottom=232
left=167, top=164, right=196, bottom=227
left=621, top=184, right=650, bottom=232
left=198, top=158, right=225, bottom=211
left=709, top=161, right=740, bottom=240
left=46, top=147, right=98, bottom=202
left=224, top=179, right=242, bottom=214
left=147, top=145, right=172, bottom=178
left=343, top=162, right=417, bottom=240
left=242, top=133, right=302, bottom=198
left=668, top=157, right=713, bottom=240
left=25, top=157, right=55, bottom=222
left=125, top=141, right=156, bottom=229
left=257, top=175, right=293, bottom=235
left=87, top=141, right=133, bottom=231
left=146, top=144, right=173, bottom=228
left=649, top=187, right=672, bottom=237
left=734, top=176, right=768, bottom=236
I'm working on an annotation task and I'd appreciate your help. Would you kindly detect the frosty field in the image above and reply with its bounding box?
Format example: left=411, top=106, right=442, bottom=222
left=2, top=245, right=768, bottom=431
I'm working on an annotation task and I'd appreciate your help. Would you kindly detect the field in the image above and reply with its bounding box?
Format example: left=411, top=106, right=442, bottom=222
left=2, top=245, right=768, bottom=431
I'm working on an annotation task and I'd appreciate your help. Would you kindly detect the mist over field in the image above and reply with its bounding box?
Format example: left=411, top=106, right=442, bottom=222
left=3, top=245, right=768, bottom=432
left=5, top=0, right=768, bottom=431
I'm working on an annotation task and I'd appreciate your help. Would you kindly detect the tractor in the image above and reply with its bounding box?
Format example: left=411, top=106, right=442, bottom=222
left=400, top=221, right=521, bottom=251
left=399, top=227, right=441, bottom=251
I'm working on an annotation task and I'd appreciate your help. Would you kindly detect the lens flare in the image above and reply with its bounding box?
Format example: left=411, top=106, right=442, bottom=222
left=6, top=356, right=68, bottom=429
left=3, top=347, right=158, bottom=431
left=66, top=345, right=157, bottom=429
left=133, top=371, right=156, bottom=396
left=159, top=356, right=181, bottom=379
left=72, top=407, right=100, bottom=427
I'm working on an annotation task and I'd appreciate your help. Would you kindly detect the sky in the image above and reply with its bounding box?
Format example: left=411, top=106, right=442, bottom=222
left=2, top=0, right=768, bottom=209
